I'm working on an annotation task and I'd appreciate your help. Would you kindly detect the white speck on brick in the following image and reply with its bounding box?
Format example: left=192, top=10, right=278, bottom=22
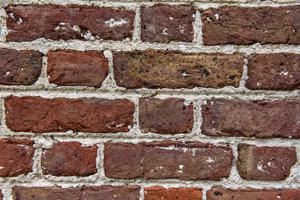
left=162, top=28, right=168, bottom=36
left=214, top=13, right=219, bottom=20
left=105, top=18, right=128, bottom=27
left=279, top=70, right=289, bottom=76
left=207, top=157, right=214, bottom=163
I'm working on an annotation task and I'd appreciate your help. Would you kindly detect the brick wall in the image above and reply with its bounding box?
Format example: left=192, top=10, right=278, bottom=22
left=0, top=0, right=300, bottom=199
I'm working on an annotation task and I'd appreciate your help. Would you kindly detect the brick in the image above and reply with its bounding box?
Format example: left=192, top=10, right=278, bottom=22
left=201, top=99, right=300, bottom=138
left=5, top=96, right=134, bottom=133
left=0, top=138, right=34, bottom=177
left=113, top=50, right=244, bottom=89
left=207, top=187, right=300, bottom=200
left=139, top=98, right=194, bottom=134
left=47, top=50, right=109, bottom=87
left=5, top=5, right=135, bottom=42
left=237, top=144, right=296, bottom=181
left=0, top=48, right=43, bottom=85
left=13, top=186, right=140, bottom=200
left=141, top=4, right=196, bottom=43
left=202, top=6, right=300, bottom=45
left=42, top=142, right=97, bottom=176
left=145, top=186, right=202, bottom=200
left=104, top=141, right=233, bottom=180
left=246, top=53, right=300, bottom=90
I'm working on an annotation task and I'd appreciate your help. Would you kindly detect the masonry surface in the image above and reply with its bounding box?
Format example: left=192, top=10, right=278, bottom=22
left=0, top=0, right=300, bottom=200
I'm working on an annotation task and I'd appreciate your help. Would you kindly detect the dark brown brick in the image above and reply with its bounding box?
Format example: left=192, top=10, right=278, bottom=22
left=0, top=48, right=43, bottom=85
left=104, top=141, right=233, bottom=180
left=42, top=142, right=97, bottom=176
left=5, top=96, right=134, bottom=133
left=141, top=4, right=196, bottom=43
left=13, top=186, right=140, bottom=200
left=0, top=138, right=34, bottom=177
left=145, top=186, right=202, bottom=200
left=6, top=4, right=135, bottom=42
left=47, top=50, right=109, bottom=87
left=139, top=98, right=194, bottom=134
left=237, top=144, right=297, bottom=181
left=202, top=99, right=300, bottom=138
left=202, top=6, right=300, bottom=45
left=113, top=50, right=244, bottom=89
left=246, top=53, right=300, bottom=90
left=207, top=187, right=300, bottom=200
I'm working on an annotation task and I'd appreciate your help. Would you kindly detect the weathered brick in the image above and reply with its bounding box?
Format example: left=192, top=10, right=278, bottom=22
left=139, top=98, right=194, bottom=134
left=42, top=142, right=97, bottom=176
left=0, top=138, right=34, bottom=177
left=47, top=50, right=109, bottom=87
left=202, top=6, right=300, bottom=45
left=13, top=186, right=140, bottom=200
left=202, top=99, right=300, bottom=138
left=246, top=53, right=300, bottom=90
left=5, top=96, right=134, bottom=133
left=0, top=48, right=43, bottom=85
left=207, top=187, right=300, bottom=200
left=113, top=50, right=244, bottom=89
left=145, top=186, right=202, bottom=200
left=6, top=5, right=135, bottom=42
left=141, top=4, right=196, bottom=43
left=237, top=144, right=297, bottom=181
left=104, top=141, right=233, bottom=180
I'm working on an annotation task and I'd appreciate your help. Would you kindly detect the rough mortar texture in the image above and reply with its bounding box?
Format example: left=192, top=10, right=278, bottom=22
left=0, top=0, right=300, bottom=199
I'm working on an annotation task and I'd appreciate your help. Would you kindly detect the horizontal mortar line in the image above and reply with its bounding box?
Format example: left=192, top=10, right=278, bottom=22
left=1, top=0, right=300, bottom=8
left=0, top=177, right=300, bottom=188
left=0, top=41, right=300, bottom=54
left=2, top=132, right=300, bottom=147
left=0, top=87, right=299, bottom=99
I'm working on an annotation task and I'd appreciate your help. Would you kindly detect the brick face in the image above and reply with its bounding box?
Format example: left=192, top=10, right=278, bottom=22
left=113, top=50, right=244, bottom=89
left=237, top=144, right=297, bottom=181
left=47, top=50, right=109, bottom=87
left=141, top=4, right=196, bottom=43
left=5, top=96, right=134, bottom=133
left=5, top=5, right=135, bottom=42
left=0, top=139, right=34, bottom=177
left=13, top=186, right=140, bottom=200
left=246, top=53, right=300, bottom=90
left=0, top=48, right=43, bottom=85
left=145, top=186, right=202, bottom=200
left=202, top=6, right=300, bottom=45
left=104, top=141, right=233, bottom=180
left=202, top=99, right=300, bottom=138
left=139, top=98, right=194, bottom=134
left=207, top=187, right=300, bottom=200
left=42, top=142, right=97, bottom=176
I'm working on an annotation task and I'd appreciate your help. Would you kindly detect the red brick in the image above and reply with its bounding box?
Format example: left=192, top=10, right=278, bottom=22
left=5, top=4, right=135, bottom=42
left=141, top=4, right=196, bottom=43
left=13, top=186, right=140, bottom=200
left=47, top=50, right=109, bottom=87
left=0, top=138, right=34, bottom=177
left=237, top=144, right=296, bottom=181
left=207, top=187, right=300, bottom=200
left=104, top=141, right=233, bottom=180
left=5, top=96, right=134, bottom=133
left=139, top=98, right=194, bottom=134
left=113, top=50, right=244, bottom=89
left=201, top=99, right=300, bottom=138
left=202, top=6, right=300, bottom=45
left=42, top=142, right=97, bottom=176
left=145, top=186, right=202, bottom=200
left=0, top=48, right=43, bottom=85
left=246, top=53, right=300, bottom=90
